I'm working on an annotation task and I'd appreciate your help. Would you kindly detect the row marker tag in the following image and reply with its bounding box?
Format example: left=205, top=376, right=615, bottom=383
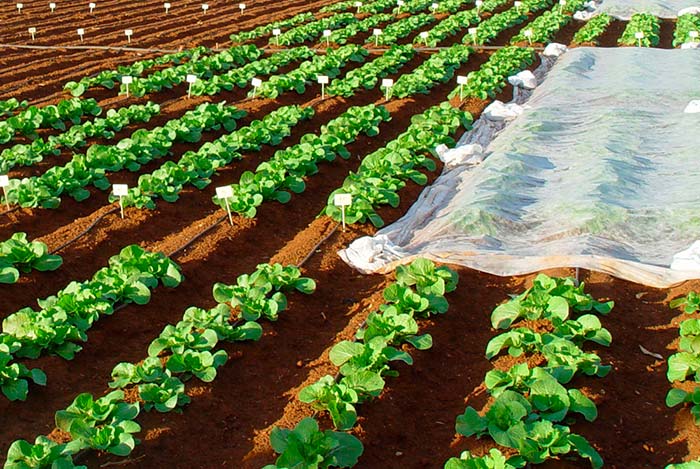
left=323, top=28, right=332, bottom=47
left=239, top=3, right=245, bottom=14
left=89, top=2, right=95, bottom=13
left=28, top=27, right=36, bottom=41
left=456, top=75, right=467, bottom=101
left=468, top=26, right=477, bottom=44
left=334, top=193, right=352, bottom=231
left=251, top=77, right=262, bottom=98
left=355, top=1, right=362, bottom=14
left=0, top=175, right=9, bottom=210
left=125, top=29, right=133, bottom=43
left=77, top=28, right=85, bottom=41
left=419, top=30, right=429, bottom=46
left=216, top=186, right=234, bottom=225
left=122, top=75, right=133, bottom=97
left=635, top=30, right=644, bottom=47
left=523, top=28, right=533, bottom=45
left=186, top=74, right=197, bottom=98
left=16, top=3, right=23, bottom=14
left=49, top=2, right=56, bottom=12
left=113, top=184, right=128, bottom=218
left=272, top=28, right=281, bottom=46
left=431, top=2, right=438, bottom=12
left=164, top=2, right=171, bottom=13
left=373, top=28, right=382, bottom=46
left=202, top=3, right=209, bottom=13
left=318, top=75, right=329, bottom=99
left=382, top=78, right=393, bottom=101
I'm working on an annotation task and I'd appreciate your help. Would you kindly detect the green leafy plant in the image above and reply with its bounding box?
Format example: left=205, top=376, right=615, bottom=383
left=0, top=233, right=62, bottom=284
left=4, top=436, right=84, bottom=469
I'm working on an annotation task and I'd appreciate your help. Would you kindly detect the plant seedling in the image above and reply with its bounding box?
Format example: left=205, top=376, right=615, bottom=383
left=523, top=28, right=533, bottom=44
left=355, top=1, right=362, bottom=14
left=251, top=77, right=262, bottom=97
left=186, top=74, right=197, bottom=98
left=202, top=3, right=209, bottom=13
left=28, top=27, right=36, bottom=41
left=216, top=186, right=234, bottom=225
left=163, top=2, right=170, bottom=13
left=124, top=29, right=133, bottom=43
left=456, top=75, right=467, bottom=101
left=318, top=75, right=329, bottom=99
left=121, top=75, right=133, bottom=97
left=468, top=26, right=477, bottom=44
left=635, top=31, right=644, bottom=47
left=77, top=28, right=85, bottom=42
left=0, top=175, right=10, bottom=210
left=272, top=28, right=281, bottom=45
left=239, top=3, right=245, bottom=14
left=373, top=28, right=382, bottom=46
left=112, top=184, right=128, bottom=218
left=382, top=78, right=393, bottom=101
left=49, top=2, right=56, bottom=12
left=323, top=29, right=332, bottom=47
left=89, top=2, right=95, bottom=13
left=333, top=193, right=352, bottom=231
left=419, top=30, right=429, bottom=46
left=16, top=3, right=23, bottom=14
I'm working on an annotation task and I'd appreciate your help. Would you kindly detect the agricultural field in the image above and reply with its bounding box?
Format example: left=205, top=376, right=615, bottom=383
left=0, top=0, right=699, bottom=468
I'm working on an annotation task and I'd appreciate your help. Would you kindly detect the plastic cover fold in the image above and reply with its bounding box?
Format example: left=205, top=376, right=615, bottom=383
left=340, top=48, right=700, bottom=287
left=588, top=0, right=700, bottom=19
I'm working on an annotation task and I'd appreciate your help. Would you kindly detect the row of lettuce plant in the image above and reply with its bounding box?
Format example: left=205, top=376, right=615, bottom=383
left=3, top=263, right=314, bottom=468
left=0, top=233, right=62, bottom=284
left=0, top=245, right=182, bottom=401
left=666, top=293, right=700, bottom=439
left=463, top=0, right=553, bottom=45
left=0, top=102, right=160, bottom=174
left=270, top=12, right=358, bottom=46
left=673, top=13, right=700, bottom=47
left=324, top=13, right=393, bottom=45
left=212, top=104, right=391, bottom=218
left=571, top=13, right=613, bottom=45
left=118, top=104, right=314, bottom=208
left=618, top=12, right=661, bottom=47
left=264, top=258, right=459, bottom=468
left=229, top=12, right=315, bottom=44
left=0, top=98, right=28, bottom=118
left=116, top=45, right=263, bottom=98
left=446, top=274, right=613, bottom=468
left=0, top=98, right=101, bottom=145
left=5, top=102, right=244, bottom=209
left=509, top=0, right=588, bottom=45
left=64, top=47, right=208, bottom=97
left=419, top=0, right=515, bottom=47
left=370, top=12, right=436, bottom=46
left=324, top=102, right=470, bottom=226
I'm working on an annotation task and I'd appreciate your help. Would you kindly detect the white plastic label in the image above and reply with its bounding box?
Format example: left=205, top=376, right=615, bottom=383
left=251, top=77, right=262, bottom=87
left=355, top=1, right=362, bottom=6
left=420, top=31, right=429, bottom=38
left=457, top=75, right=467, bottom=85
left=49, top=2, right=56, bottom=9
left=77, top=28, right=85, bottom=35
left=514, top=0, right=522, bottom=6
left=0, top=176, right=9, bottom=187
left=523, top=29, right=533, bottom=38
left=121, top=75, right=133, bottom=84
left=323, top=29, right=332, bottom=37
left=239, top=3, right=245, bottom=9
left=397, top=0, right=404, bottom=5
left=186, top=74, right=197, bottom=83
left=317, top=75, right=329, bottom=84
left=17, top=3, right=23, bottom=10
left=475, top=0, right=482, bottom=6
left=334, top=193, right=352, bottom=206
left=125, top=29, right=132, bottom=36
left=272, top=28, right=281, bottom=36
left=635, top=31, right=644, bottom=39
left=89, top=2, right=95, bottom=8
left=468, top=27, right=477, bottom=35
left=431, top=2, right=438, bottom=9
left=216, top=186, right=233, bottom=199
left=202, top=3, right=209, bottom=10
left=373, top=28, right=382, bottom=36
left=382, top=78, right=393, bottom=87
left=113, top=184, right=128, bottom=196
left=690, top=30, right=699, bottom=38
left=164, top=2, right=170, bottom=8
left=28, top=27, right=36, bottom=33
left=559, top=0, right=566, bottom=4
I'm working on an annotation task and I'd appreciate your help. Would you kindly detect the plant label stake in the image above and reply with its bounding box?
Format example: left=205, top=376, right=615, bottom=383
left=124, top=29, right=133, bottom=43
left=239, top=3, right=245, bottom=14
left=523, top=28, right=533, bottom=45
left=77, top=28, right=85, bottom=42
left=216, top=186, right=234, bottom=225
left=635, top=31, right=644, bottom=47
left=89, top=2, right=95, bottom=13
left=355, top=1, right=362, bottom=14
left=456, top=75, right=467, bottom=101
left=323, top=29, right=332, bottom=46
left=382, top=78, right=393, bottom=101
left=251, top=77, right=262, bottom=97
left=163, top=2, right=170, bottom=13
left=475, top=0, right=482, bottom=12
left=559, top=0, right=566, bottom=14
left=397, top=0, right=404, bottom=14
left=514, top=0, right=522, bottom=10
left=468, top=26, right=477, bottom=44
left=317, top=75, right=329, bottom=99
left=0, top=175, right=9, bottom=210
left=186, top=74, right=197, bottom=98
left=49, top=2, right=56, bottom=12
left=431, top=2, right=438, bottom=13
left=690, top=30, right=699, bottom=42
left=28, top=27, right=36, bottom=40
left=16, top=3, right=23, bottom=14
left=419, top=30, right=429, bottom=46
left=121, top=75, right=133, bottom=97
left=202, top=3, right=209, bottom=14
left=333, top=193, right=352, bottom=231
left=113, top=184, right=128, bottom=218
left=373, top=28, right=382, bottom=46
left=272, top=28, right=281, bottom=45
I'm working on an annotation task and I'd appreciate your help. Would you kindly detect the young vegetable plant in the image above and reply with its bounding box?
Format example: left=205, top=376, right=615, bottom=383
left=0, top=233, right=62, bottom=284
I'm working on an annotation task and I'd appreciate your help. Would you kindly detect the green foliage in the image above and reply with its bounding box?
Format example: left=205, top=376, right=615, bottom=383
left=0, top=233, right=62, bottom=284
left=445, top=448, right=524, bottom=469
left=618, top=13, right=660, bottom=47
left=5, top=436, right=84, bottom=469
left=670, top=292, right=700, bottom=314
left=572, top=13, right=613, bottom=45
left=674, top=14, right=700, bottom=46
left=666, top=387, right=700, bottom=424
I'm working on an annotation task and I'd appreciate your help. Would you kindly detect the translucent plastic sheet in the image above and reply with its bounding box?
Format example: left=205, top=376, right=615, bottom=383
left=590, top=0, right=700, bottom=19
left=341, top=48, right=700, bottom=287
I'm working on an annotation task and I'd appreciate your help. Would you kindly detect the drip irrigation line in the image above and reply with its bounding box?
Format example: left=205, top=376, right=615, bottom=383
left=167, top=214, right=228, bottom=258
left=0, top=43, right=184, bottom=53
left=0, top=206, right=21, bottom=216
left=49, top=206, right=119, bottom=254
left=296, top=222, right=340, bottom=268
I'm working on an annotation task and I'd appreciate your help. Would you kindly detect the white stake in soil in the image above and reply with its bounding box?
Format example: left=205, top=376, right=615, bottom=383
left=457, top=75, right=468, bottom=101
left=373, top=28, right=382, bottom=46
left=28, top=27, right=36, bottom=41
left=216, top=186, right=234, bottom=226
left=635, top=31, right=644, bottom=47
left=113, top=184, right=128, bottom=219
left=272, top=28, right=281, bottom=46
left=201, top=3, right=209, bottom=13
left=468, top=26, right=478, bottom=44
left=523, top=28, right=533, bottom=45
left=16, top=3, right=23, bottom=14
left=334, top=193, right=352, bottom=231
left=323, top=29, right=332, bottom=47
left=77, top=28, right=85, bottom=42
left=49, top=2, right=56, bottom=12
left=431, top=2, right=439, bottom=12
left=163, top=2, right=170, bottom=13
left=239, top=3, right=245, bottom=14
left=382, top=78, right=393, bottom=101
left=355, top=1, right=362, bottom=14
left=89, top=2, right=95, bottom=13
left=124, top=29, right=133, bottom=44
left=0, top=175, right=10, bottom=210
left=186, top=74, right=197, bottom=98
left=251, top=77, right=262, bottom=98
left=318, top=75, right=329, bottom=99
left=419, top=30, right=429, bottom=46
left=121, top=75, right=133, bottom=97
